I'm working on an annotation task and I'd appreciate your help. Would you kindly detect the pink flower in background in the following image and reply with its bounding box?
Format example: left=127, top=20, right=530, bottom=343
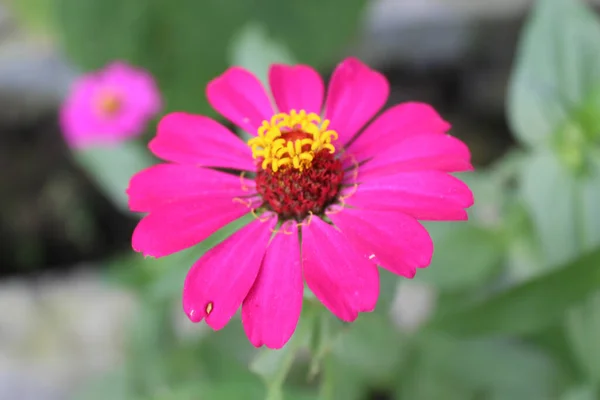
left=127, top=57, right=474, bottom=349
left=60, top=61, right=161, bottom=148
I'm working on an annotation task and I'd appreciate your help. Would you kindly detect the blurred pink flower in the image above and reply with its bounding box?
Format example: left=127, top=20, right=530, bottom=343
left=60, top=61, right=161, bottom=148
left=127, top=57, right=474, bottom=349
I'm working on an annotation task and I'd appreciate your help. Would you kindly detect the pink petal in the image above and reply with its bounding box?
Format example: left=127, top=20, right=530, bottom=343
left=346, top=102, right=451, bottom=162
left=206, top=67, right=274, bottom=135
left=183, top=217, right=276, bottom=330
left=327, top=208, right=433, bottom=278
left=324, top=57, right=389, bottom=147
left=302, top=216, right=379, bottom=321
left=346, top=171, right=474, bottom=221
left=132, top=197, right=250, bottom=258
left=60, top=73, right=142, bottom=148
left=268, top=64, right=324, bottom=115
left=60, top=62, right=162, bottom=149
left=127, top=164, right=255, bottom=213
left=357, top=134, right=473, bottom=181
left=149, top=112, right=255, bottom=171
left=242, top=222, right=302, bottom=349
left=60, top=76, right=106, bottom=147
left=103, top=61, right=162, bottom=117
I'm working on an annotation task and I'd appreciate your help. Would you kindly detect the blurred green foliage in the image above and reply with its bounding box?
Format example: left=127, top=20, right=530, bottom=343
left=54, top=0, right=367, bottom=115
left=8, top=0, right=600, bottom=398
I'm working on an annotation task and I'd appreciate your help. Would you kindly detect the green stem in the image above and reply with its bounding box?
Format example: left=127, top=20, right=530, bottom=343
left=574, top=177, right=588, bottom=254
left=318, top=355, right=335, bottom=400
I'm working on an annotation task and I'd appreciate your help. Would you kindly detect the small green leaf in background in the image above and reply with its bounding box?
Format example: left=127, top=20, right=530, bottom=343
left=502, top=194, right=544, bottom=281
left=428, top=246, right=600, bottom=337
left=565, top=291, right=600, bottom=385
left=507, top=0, right=600, bottom=147
left=520, top=150, right=600, bottom=268
left=415, top=224, right=503, bottom=291
left=520, top=150, right=578, bottom=266
left=252, top=0, right=367, bottom=68
left=74, top=140, right=156, bottom=213
left=229, top=21, right=296, bottom=85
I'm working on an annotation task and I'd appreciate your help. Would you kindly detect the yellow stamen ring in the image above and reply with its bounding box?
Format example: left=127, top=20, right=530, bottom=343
left=247, top=110, right=338, bottom=172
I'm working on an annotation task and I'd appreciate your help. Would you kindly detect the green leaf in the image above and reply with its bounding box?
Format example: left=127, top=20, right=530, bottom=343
left=521, top=150, right=578, bottom=266
left=399, top=334, right=563, bottom=400
left=250, top=309, right=313, bottom=400
left=561, top=385, right=598, bottom=400
left=565, top=291, right=600, bottom=385
left=521, top=151, right=600, bottom=268
left=428, top=246, right=600, bottom=337
left=74, top=141, right=155, bottom=213
left=527, top=323, right=582, bottom=382
left=415, top=224, right=503, bottom=291
left=331, top=313, right=406, bottom=386
left=507, top=0, right=600, bottom=147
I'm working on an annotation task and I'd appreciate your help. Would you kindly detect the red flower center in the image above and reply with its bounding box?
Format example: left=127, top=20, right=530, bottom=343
left=248, top=110, right=343, bottom=220
left=256, top=149, right=344, bottom=220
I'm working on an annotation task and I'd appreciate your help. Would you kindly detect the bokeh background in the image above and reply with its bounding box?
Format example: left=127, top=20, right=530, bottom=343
left=2, top=0, right=600, bottom=399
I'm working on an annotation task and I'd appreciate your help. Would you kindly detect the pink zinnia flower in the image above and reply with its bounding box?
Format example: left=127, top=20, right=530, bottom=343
left=128, top=58, right=474, bottom=349
left=60, top=61, right=161, bottom=148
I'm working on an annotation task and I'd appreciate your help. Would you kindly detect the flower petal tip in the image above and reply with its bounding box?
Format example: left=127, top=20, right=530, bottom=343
left=185, top=308, right=204, bottom=323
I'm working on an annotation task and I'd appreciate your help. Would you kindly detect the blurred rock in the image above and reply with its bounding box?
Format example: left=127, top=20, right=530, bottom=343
left=0, top=270, right=138, bottom=400
left=0, top=4, right=75, bottom=122
left=391, top=281, right=437, bottom=334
